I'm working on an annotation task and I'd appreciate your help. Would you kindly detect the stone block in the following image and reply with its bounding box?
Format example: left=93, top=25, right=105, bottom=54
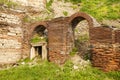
left=7, top=32, right=16, bottom=36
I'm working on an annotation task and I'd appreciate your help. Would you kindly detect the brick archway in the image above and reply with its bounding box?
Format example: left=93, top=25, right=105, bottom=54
left=29, top=21, right=48, bottom=39
left=26, top=12, right=95, bottom=64
left=68, top=12, right=94, bottom=58
left=69, top=12, right=94, bottom=28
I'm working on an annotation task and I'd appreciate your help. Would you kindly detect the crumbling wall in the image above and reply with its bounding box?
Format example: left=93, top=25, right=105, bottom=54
left=29, top=12, right=94, bottom=64
left=90, top=27, right=120, bottom=71
left=0, top=13, right=23, bottom=64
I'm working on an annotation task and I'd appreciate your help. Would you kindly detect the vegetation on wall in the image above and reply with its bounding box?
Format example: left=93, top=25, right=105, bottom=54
left=0, top=0, right=17, bottom=8
left=31, top=34, right=47, bottom=43
left=46, top=0, right=53, bottom=13
left=63, top=11, right=68, bottom=16
left=70, top=47, right=78, bottom=56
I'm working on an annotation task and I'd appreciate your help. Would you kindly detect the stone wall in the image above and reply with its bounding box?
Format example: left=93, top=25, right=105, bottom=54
left=10, top=0, right=46, bottom=11
left=90, top=27, right=120, bottom=71
left=0, top=13, right=23, bottom=64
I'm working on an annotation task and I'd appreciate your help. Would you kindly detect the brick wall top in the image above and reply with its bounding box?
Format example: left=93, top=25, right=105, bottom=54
left=90, top=27, right=113, bottom=44
left=115, top=30, right=120, bottom=43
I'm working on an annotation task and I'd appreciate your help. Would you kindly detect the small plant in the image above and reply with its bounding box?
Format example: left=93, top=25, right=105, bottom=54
left=63, top=11, right=68, bottom=16
left=46, top=0, right=53, bottom=13
left=23, top=16, right=43, bottom=23
left=71, top=5, right=78, bottom=10
left=70, top=47, right=78, bottom=56
left=77, top=34, right=89, bottom=42
left=18, top=58, right=31, bottom=63
left=31, top=34, right=47, bottom=43
left=23, top=16, right=31, bottom=23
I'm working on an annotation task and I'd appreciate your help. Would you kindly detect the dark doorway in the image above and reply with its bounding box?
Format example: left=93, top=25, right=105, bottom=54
left=38, top=46, right=42, bottom=57
left=35, top=46, right=42, bottom=58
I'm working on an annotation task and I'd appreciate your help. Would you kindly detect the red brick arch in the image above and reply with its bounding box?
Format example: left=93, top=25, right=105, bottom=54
left=29, top=21, right=48, bottom=39
left=69, top=12, right=94, bottom=28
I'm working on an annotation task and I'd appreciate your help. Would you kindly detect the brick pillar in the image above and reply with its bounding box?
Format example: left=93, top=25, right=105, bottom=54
left=47, top=17, right=73, bottom=64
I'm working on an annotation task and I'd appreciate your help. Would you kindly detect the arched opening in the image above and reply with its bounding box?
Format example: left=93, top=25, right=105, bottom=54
left=69, top=12, right=93, bottom=60
left=72, top=17, right=89, bottom=59
left=30, top=25, right=48, bottom=60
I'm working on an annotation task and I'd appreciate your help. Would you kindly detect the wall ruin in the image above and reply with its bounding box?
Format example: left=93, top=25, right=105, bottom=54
left=28, top=12, right=94, bottom=64
left=90, top=27, right=120, bottom=71
left=0, top=13, right=22, bottom=64
left=0, top=11, right=120, bottom=71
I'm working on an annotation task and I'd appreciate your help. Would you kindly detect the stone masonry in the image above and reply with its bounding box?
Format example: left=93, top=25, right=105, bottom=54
left=0, top=13, right=22, bottom=64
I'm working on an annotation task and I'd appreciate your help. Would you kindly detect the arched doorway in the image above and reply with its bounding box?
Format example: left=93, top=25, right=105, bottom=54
left=29, top=22, right=48, bottom=60
left=68, top=12, right=94, bottom=59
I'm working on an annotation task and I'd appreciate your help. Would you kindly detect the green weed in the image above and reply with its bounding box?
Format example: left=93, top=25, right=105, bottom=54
left=70, top=47, right=78, bottom=56
left=63, top=11, right=68, bottom=16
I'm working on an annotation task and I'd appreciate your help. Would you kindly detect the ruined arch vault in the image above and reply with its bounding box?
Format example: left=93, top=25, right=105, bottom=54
left=28, top=12, right=94, bottom=64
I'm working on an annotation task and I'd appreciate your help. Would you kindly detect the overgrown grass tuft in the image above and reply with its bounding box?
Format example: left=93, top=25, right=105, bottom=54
left=31, top=34, right=47, bottom=43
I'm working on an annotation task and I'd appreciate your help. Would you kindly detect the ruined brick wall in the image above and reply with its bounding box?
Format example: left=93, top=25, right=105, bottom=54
left=28, top=12, right=94, bottom=64
left=0, top=13, right=23, bottom=64
left=115, top=30, right=120, bottom=43
left=90, top=27, right=113, bottom=43
left=90, top=27, right=120, bottom=71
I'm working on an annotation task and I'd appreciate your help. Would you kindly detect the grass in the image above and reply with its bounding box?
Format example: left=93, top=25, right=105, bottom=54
left=46, top=0, right=53, bottom=13
left=31, top=34, right=47, bottom=43
left=64, top=0, right=120, bottom=21
left=0, top=61, right=120, bottom=80
left=80, top=0, right=120, bottom=21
